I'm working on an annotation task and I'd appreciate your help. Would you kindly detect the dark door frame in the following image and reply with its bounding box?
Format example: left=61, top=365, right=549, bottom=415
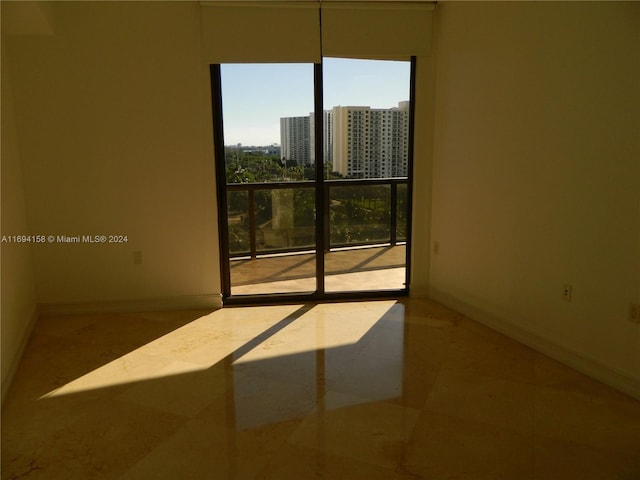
left=210, top=58, right=416, bottom=306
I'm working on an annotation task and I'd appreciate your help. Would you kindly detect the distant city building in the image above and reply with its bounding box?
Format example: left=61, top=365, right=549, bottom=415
left=230, top=144, right=281, bottom=156
left=263, top=144, right=281, bottom=156
left=332, top=102, right=409, bottom=178
left=280, top=116, right=311, bottom=166
left=310, top=110, right=333, bottom=166
left=281, top=101, right=409, bottom=178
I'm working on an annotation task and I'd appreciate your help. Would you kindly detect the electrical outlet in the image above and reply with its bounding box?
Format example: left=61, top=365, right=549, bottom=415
left=133, top=251, right=143, bottom=265
left=433, top=241, right=440, bottom=255
left=630, top=303, right=640, bottom=324
left=562, top=284, right=572, bottom=302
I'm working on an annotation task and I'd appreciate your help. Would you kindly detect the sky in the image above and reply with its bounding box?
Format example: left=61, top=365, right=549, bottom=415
left=220, top=58, right=410, bottom=146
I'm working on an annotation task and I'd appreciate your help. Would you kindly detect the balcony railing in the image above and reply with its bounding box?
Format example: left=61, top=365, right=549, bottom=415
left=226, top=178, right=408, bottom=258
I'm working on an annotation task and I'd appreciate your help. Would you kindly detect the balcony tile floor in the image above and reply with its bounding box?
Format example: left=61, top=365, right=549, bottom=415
left=230, top=245, right=406, bottom=295
left=2, top=298, right=639, bottom=479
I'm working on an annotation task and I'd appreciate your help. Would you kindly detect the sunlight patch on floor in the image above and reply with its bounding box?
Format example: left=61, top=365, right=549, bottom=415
left=233, top=300, right=397, bottom=364
left=40, top=301, right=396, bottom=399
left=41, top=304, right=304, bottom=398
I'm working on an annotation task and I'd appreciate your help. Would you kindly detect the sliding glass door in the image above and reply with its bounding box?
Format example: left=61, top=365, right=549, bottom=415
left=211, top=58, right=414, bottom=303
left=214, top=63, right=317, bottom=296
left=322, top=58, right=411, bottom=293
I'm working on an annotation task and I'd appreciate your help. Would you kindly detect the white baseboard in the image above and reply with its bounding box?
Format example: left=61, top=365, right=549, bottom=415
left=428, top=288, right=640, bottom=401
left=1, top=304, right=39, bottom=406
left=38, top=294, right=223, bottom=316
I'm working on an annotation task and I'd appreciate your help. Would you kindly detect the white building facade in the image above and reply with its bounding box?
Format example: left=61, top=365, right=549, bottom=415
left=280, top=116, right=311, bottom=166
left=332, top=102, right=409, bottom=179
left=281, top=101, right=408, bottom=178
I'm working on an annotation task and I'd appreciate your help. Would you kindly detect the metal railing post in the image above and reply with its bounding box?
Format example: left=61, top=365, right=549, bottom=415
left=324, top=184, right=331, bottom=252
left=390, top=182, right=398, bottom=246
left=248, top=188, right=257, bottom=258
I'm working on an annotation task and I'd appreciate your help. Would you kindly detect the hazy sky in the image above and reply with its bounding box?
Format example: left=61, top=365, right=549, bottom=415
left=221, top=58, right=410, bottom=146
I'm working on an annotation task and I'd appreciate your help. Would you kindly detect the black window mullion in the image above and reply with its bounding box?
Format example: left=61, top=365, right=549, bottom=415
left=210, top=64, right=232, bottom=298
left=405, top=56, right=417, bottom=293
left=314, top=62, right=325, bottom=295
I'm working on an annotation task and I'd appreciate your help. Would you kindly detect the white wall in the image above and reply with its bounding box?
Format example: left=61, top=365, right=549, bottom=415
left=5, top=2, right=220, bottom=309
left=1, top=41, right=38, bottom=402
left=429, top=2, right=640, bottom=394
left=409, top=53, right=436, bottom=297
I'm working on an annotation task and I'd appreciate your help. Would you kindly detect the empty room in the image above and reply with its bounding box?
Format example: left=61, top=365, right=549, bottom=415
left=2, top=1, right=639, bottom=478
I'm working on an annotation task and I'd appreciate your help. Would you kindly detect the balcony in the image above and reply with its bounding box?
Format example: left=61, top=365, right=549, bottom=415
left=226, top=178, right=408, bottom=295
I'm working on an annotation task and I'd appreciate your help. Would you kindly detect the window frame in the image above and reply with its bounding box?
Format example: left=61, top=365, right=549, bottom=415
left=210, top=57, right=417, bottom=305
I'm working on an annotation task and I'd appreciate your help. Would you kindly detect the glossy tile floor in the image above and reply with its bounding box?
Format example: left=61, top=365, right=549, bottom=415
left=2, top=299, right=640, bottom=479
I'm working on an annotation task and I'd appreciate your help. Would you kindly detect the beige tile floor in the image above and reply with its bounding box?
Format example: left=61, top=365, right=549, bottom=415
left=230, top=245, right=406, bottom=295
left=2, top=298, right=640, bottom=479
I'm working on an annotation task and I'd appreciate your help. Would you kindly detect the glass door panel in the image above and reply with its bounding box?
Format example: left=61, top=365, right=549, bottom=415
left=322, top=58, right=411, bottom=293
left=220, top=64, right=317, bottom=296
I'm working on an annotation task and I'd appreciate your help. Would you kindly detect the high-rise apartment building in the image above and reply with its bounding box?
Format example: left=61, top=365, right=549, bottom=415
left=332, top=102, right=409, bottom=179
left=281, top=101, right=408, bottom=178
left=280, top=116, right=311, bottom=166
left=309, top=110, right=333, bottom=166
